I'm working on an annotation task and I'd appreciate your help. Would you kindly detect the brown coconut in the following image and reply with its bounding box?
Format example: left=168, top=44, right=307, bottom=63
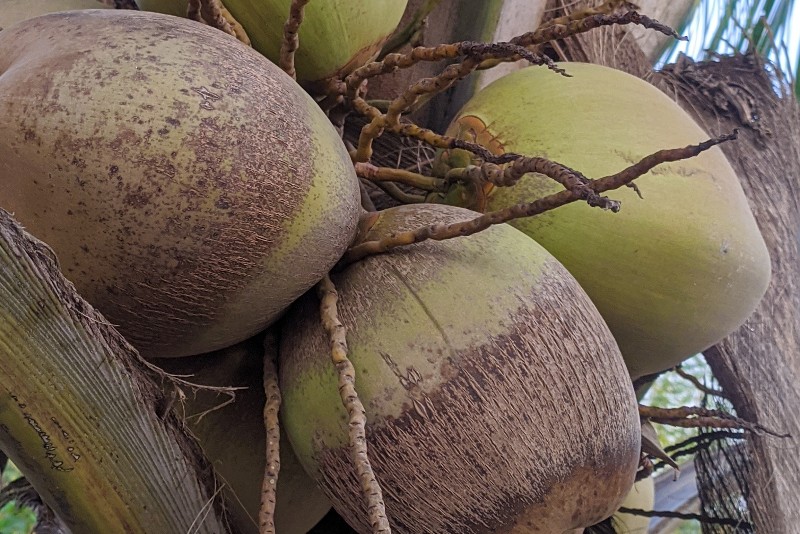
left=279, top=204, right=641, bottom=533
left=0, top=10, right=360, bottom=357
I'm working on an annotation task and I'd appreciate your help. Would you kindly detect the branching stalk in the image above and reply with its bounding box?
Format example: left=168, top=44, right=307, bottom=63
left=341, top=132, right=738, bottom=265
left=354, top=162, right=444, bottom=191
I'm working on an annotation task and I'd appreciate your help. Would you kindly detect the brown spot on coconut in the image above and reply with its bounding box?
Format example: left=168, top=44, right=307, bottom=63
left=152, top=333, right=331, bottom=534
left=0, top=0, right=110, bottom=31
left=134, top=0, right=408, bottom=85
left=436, top=63, right=771, bottom=379
left=280, top=203, right=641, bottom=533
left=0, top=10, right=361, bottom=357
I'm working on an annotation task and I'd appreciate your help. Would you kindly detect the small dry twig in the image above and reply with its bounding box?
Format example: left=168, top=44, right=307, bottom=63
left=638, top=404, right=789, bottom=437
left=259, top=336, right=282, bottom=534
left=673, top=364, right=730, bottom=400
left=355, top=162, right=444, bottom=191
left=317, top=275, right=391, bottom=534
left=279, top=0, right=311, bottom=79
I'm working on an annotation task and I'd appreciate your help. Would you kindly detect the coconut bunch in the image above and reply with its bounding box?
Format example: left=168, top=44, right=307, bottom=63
left=0, top=1, right=772, bottom=533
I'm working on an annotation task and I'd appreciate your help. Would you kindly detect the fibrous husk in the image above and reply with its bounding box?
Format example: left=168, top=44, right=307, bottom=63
left=280, top=203, right=640, bottom=534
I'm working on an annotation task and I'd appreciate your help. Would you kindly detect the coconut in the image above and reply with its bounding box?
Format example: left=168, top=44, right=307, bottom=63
left=153, top=334, right=331, bottom=534
left=0, top=10, right=360, bottom=357
left=134, top=0, right=408, bottom=84
left=0, top=0, right=109, bottom=30
left=436, top=62, right=771, bottom=378
left=280, top=204, right=641, bottom=533
left=611, top=477, right=654, bottom=533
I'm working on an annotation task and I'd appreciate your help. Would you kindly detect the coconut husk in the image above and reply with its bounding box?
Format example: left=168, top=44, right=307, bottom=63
left=652, top=53, right=800, bottom=533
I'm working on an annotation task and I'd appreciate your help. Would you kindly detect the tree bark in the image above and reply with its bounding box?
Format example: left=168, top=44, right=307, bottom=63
left=0, top=209, right=227, bottom=533
left=653, top=55, right=800, bottom=534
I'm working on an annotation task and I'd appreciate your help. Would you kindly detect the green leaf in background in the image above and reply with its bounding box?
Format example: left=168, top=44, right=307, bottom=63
left=0, top=502, right=35, bottom=534
left=659, top=0, right=800, bottom=98
left=1, top=463, right=35, bottom=534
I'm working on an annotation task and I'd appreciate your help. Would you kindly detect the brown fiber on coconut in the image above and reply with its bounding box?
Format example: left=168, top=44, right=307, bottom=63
left=0, top=10, right=360, bottom=358
left=280, top=204, right=641, bottom=534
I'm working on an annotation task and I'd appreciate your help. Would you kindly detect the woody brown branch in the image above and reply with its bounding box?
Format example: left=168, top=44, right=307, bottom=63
left=639, top=404, right=789, bottom=437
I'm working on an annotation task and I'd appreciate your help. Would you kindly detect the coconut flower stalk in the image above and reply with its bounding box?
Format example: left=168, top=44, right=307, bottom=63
left=0, top=208, right=226, bottom=533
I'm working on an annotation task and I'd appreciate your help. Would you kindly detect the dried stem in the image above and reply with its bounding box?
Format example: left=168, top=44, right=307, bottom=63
left=198, top=0, right=237, bottom=37
left=673, top=364, right=730, bottom=400
left=338, top=6, right=683, bottom=164
left=355, top=162, right=444, bottom=191
left=373, top=181, right=427, bottom=204
left=638, top=405, right=789, bottom=437
left=259, top=335, right=282, bottom=534
left=317, top=276, right=391, bottom=534
left=341, top=131, right=737, bottom=266
left=279, top=0, right=310, bottom=80
left=352, top=43, right=563, bottom=162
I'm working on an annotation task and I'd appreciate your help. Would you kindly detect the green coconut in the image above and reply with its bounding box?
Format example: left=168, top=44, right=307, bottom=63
left=610, top=477, right=654, bottom=533
left=153, top=334, right=331, bottom=534
left=0, top=10, right=360, bottom=358
left=280, top=204, right=641, bottom=534
left=436, top=62, right=771, bottom=379
left=0, top=0, right=109, bottom=30
left=135, top=0, right=408, bottom=84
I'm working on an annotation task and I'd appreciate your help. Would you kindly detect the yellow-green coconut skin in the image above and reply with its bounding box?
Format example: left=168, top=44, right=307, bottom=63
left=153, top=335, right=331, bottom=534
left=280, top=204, right=641, bottom=534
left=135, top=0, right=408, bottom=83
left=0, top=0, right=109, bottom=30
left=439, top=63, right=771, bottom=379
left=0, top=11, right=360, bottom=358
left=611, top=477, right=654, bottom=533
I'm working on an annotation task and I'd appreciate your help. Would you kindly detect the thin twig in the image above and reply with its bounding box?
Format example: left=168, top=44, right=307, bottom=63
left=279, top=0, right=311, bottom=79
left=618, top=507, right=752, bottom=530
left=259, top=335, right=281, bottom=534
left=355, top=162, right=445, bottom=191
left=317, top=276, right=391, bottom=534
left=674, top=364, right=730, bottom=400
left=639, top=404, right=789, bottom=437
left=340, top=131, right=738, bottom=266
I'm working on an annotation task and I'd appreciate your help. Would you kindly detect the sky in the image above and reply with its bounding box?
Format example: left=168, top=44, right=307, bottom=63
left=660, top=0, right=800, bottom=82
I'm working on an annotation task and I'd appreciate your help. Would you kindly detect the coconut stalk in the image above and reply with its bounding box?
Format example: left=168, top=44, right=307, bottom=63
left=0, top=208, right=226, bottom=533
left=653, top=53, right=800, bottom=533
left=367, top=0, right=547, bottom=132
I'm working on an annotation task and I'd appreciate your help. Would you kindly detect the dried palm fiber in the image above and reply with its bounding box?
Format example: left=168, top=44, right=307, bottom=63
left=651, top=53, right=800, bottom=533
left=541, top=0, right=653, bottom=78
